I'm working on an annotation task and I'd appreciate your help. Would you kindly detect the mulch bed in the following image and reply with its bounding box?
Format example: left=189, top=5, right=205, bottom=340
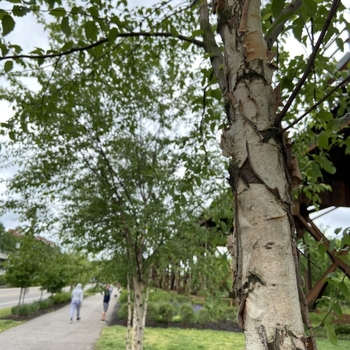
left=108, top=302, right=242, bottom=333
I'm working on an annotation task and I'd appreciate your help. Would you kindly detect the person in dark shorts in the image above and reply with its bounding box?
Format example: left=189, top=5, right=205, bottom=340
left=101, top=283, right=111, bottom=323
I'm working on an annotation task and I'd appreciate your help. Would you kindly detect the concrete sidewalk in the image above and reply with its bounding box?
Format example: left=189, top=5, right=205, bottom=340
left=0, top=293, right=118, bottom=350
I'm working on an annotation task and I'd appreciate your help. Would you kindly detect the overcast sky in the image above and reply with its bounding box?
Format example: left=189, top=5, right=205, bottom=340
left=0, top=0, right=349, bottom=238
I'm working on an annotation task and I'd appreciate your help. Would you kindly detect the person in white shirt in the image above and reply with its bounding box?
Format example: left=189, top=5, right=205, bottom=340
left=70, top=283, right=84, bottom=323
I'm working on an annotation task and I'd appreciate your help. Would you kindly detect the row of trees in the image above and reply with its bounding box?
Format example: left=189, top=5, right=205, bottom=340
left=4, top=232, right=93, bottom=305
left=0, top=0, right=349, bottom=349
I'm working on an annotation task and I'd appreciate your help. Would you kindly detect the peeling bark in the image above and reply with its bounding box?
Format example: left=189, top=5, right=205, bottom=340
left=201, top=0, right=316, bottom=349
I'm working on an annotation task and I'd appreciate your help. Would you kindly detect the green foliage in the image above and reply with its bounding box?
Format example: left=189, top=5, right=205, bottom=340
left=145, top=302, right=159, bottom=323
left=0, top=224, right=18, bottom=253
left=179, top=304, right=195, bottom=326
left=50, top=291, right=71, bottom=304
left=118, top=289, right=128, bottom=304
left=158, top=302, right=175, bottom=324
left=4, top=235, right=46, bottom=289
left=196, top=307, right=210, bottom=325
left=149, top=289, right=175, bottom=303
left=116, top=302, right=130, bottom=320
left=335, top=324, right=350, bottom=338
left=38, top=299, right=54, bottom=309
left=0, top=274, right=7, bottom=286
left=11, top=302, right=38, bottom=316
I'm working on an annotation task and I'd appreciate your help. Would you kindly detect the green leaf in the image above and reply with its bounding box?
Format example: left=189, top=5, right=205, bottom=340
left=292, top=17, right=304, bottom=42
left=182, top=41, right=191, bottom=50
left=303, top=0, right=317, bottom=17
left=9, top=131, right=16, bottom=140
left=107, top=27, right=118, bottom=42
left=334, top=227, right=342, bottom=235
left=12, top=5, right=30, bottom=17
left=49, top=8, right=66, bottom=17
left=318, top=111, right=333, bottom=122
left=325, top=323, right=338, bottom=345
left=61, top=17, right=71, bottom=38
left=170, top=26, right=178, bottom=37
left=271, top=0, right=285, bottom=18
left=318, top=157, right=336, bottom=174
left=309, top=161, right=321, bottom=178
left=84, top=21, right=98, bottom=41
left=2, top=15, right=16, bottom=36
left=317, top=133, right=329, bottom=149
left=4, top=60, right=13, bottom=72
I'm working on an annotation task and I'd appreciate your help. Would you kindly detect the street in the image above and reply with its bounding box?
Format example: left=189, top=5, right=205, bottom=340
left=0, top=286, right=53, bottom=309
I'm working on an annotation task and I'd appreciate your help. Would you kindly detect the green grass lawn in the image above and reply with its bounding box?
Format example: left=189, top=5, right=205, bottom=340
left=94, top=326, right=350, bottom=350
left=0, top=307, right=12, bottom=318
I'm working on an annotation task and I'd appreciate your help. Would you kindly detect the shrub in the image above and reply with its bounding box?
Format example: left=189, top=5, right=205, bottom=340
left=117, top=302, right=130, bottom=320
left=0, top=274, right=7, bottom=286
left=50, top=291, right=71, bottom=304
left=172, top=315, right=181, bottom=323
left=145, top=302, right=159, bottom=323
left=158, top=302, right=175, bottom=323
left=149, top=289, right=174, bottom=303
left=180, top=304, right=195, bottom=326
left=39, top=299, right=54, bottom=309
left=335, top=324, right=350, bottom=337
left=118, top=289, right=129, bottom=304
left=197, top=307, right=210, bottom=325
left=11, top=302, right=38, bottom=316
left=174, top=294, right=191, bottom=303
left=219, top=306, right=237, bottom=322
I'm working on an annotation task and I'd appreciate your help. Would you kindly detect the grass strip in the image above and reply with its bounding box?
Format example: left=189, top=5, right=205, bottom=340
left=95, top=326, right=350, bottom=350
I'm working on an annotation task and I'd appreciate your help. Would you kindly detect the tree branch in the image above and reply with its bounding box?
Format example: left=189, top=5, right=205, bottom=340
left=199, top=0, right=226, bottom=94
left=265, top=0, right=302, bottom=50
left=0, top=32, right=204, bottom=62
left=280, top=75, right=350, bottom=134
left=275, top=0, right=342, bottom=126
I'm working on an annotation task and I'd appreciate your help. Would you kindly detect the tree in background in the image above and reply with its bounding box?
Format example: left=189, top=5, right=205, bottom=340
left=4, top=233, right=49, bottom=306
left=0, top=0, right=349, bottom=349
left=0, top=223, right=18, bottom=253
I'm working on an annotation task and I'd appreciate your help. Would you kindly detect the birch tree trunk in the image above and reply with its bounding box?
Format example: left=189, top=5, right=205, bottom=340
left=126, top=276, right=132, bottom=350
left=132, top=277, right=144, bottom=350
left=201, top=0, right=314, bottom=349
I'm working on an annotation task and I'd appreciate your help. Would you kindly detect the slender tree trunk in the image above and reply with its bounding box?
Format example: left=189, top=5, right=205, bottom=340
left=132, top=277, right=144, bottom=350
left=126, top=276, right=132, bottom=350
left=201, top=1, right=315, bottom=349
left=142, top=269, right=152, bottom=328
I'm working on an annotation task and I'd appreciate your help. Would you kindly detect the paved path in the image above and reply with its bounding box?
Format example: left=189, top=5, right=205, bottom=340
left=0, top=293, right=118, bottom=350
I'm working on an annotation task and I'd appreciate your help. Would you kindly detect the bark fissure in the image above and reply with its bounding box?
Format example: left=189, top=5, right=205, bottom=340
left=206, top=0, right=317, bottom=348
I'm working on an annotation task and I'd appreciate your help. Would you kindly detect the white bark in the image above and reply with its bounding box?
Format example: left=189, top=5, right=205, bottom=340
left=126, top=277, right=132, bottom=350
left=210, top=0, right=313, bottom=348
left=132, top=277, right=144, bottom=350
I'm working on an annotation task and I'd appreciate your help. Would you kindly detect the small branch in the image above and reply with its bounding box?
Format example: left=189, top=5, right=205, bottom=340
left=275, top=0, right=342, bottom=126
left=0, top=32, right=204, bottom=62
left=280, top=75, right=350, bottom=134
left=265, top=0, right=302, bottom=50
left=199, top=0, right=226, bottom=94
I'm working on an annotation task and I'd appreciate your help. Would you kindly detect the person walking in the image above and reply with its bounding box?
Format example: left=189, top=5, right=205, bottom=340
left=101, top=283, right=111, bottom=323
left=70, top=283, right=84, bottom=323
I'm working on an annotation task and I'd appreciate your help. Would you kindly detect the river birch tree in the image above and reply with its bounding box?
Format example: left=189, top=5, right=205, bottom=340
left=1, top=0, right=349, bottom=349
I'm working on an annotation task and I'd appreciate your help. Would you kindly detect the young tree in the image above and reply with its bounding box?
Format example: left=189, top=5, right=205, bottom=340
left=0, top=223, right=18, bottom=253
left=4, top=233, right=49, bottom=305
left=1, top=0, right=349, bottom=349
